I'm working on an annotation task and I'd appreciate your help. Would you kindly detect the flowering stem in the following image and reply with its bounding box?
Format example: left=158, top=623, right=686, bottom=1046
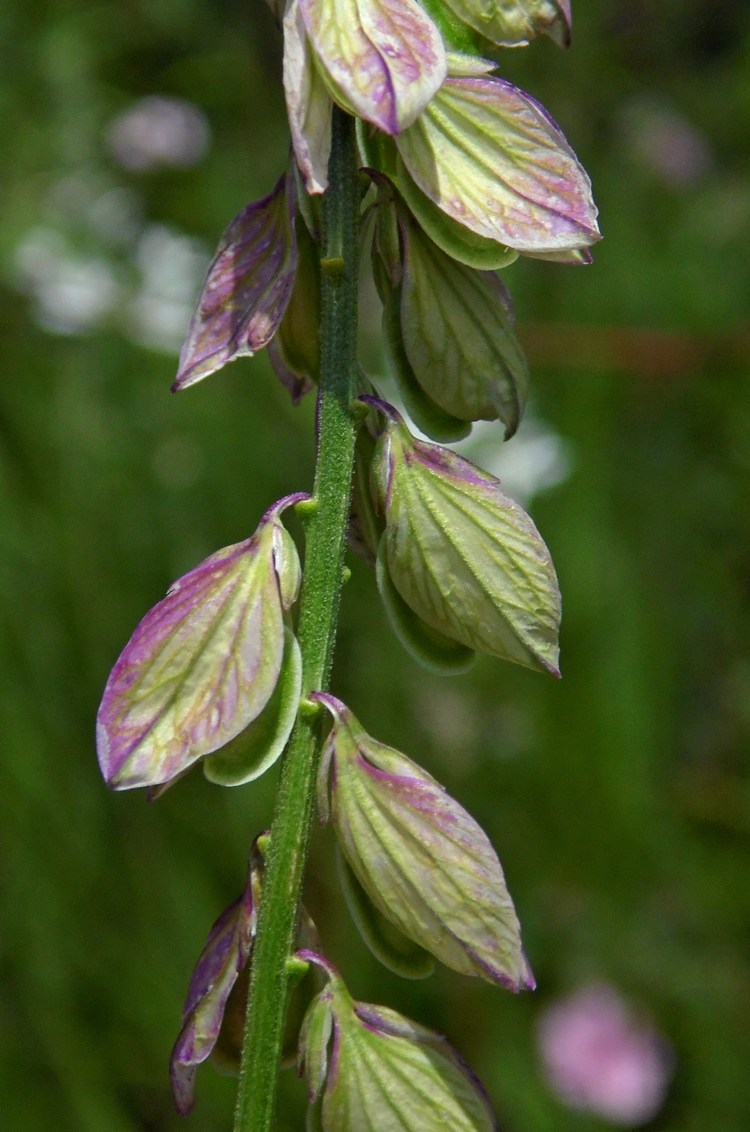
left=232, top=107, right=360, bottom=1132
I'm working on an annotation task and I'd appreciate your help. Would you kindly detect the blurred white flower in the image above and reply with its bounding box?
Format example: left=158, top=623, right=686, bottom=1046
left=106, top=96, right=211, bottom=172
left=14, top=227, right=121, bottom=334
left=128, top=224, right=209, bottom=352
left=537, top=983, right=674, bottom=1126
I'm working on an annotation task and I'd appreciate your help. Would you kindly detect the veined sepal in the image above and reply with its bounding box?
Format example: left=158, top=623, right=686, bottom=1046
left=336, top=846, right=436, bottom=979
left=171, top=835, right=319, bottom=1114
left=393, top=153, right=520, bottom=269
left=428, top=0, right=572, bottom=50
left=96, top=494, right=307, bottom=791
left=365, top=398, right=561, bottom=674
left=396, top=209, right=529, bottom=436
left=173, top=173, right=298, bottom=390
left=376, top=538, right=476, bottom=673
left=268, top=214, right=321, bottom=400
left=202, top=626, right=302, bottom=786
left=297, top=952, right=500, bottom=1131
left=382, top=284, right=472, bottom=443
left=395, top=75, right=600, bottom=254
left=299, top=0, right=447, bottom=136
left=313, top=694, right=534, bottom=988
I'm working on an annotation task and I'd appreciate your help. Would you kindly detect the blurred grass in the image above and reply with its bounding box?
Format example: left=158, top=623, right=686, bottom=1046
left=1, top=1, right=749, bottom=1129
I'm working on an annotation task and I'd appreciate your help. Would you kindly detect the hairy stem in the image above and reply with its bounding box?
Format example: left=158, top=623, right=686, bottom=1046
left=233, top=108, right=360, bottom=1132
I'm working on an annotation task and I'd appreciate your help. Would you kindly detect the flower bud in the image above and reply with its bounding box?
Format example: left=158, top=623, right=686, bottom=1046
left=299, top=0, right=446, bottom=135
left=173, top=173, right=297, bottom=391
left=433, top=0, right=571, bottom=50
left=283, top=0, right=446, bottom=192
left=97, top=495, right=305, bottom=790
left=395, top=73, right=599, bottom=255
left=297, top=952, right=499, bottom=1131
left=365, top=399, right=561, bottom=675
left=377, top=205, right=529, bottom=439
left=313, top=694, right=534, bottom=989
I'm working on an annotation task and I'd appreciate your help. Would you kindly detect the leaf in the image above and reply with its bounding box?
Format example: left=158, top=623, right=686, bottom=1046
left=396, top=76, right=600, bottom=253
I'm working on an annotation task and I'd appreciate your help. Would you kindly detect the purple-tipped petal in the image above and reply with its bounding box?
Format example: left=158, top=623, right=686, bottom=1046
left=313, top=694, right=535, bottom=989
left=300, top=0, right=446, bottom=134
left=396, top=76, right=600, bottom=254
left=173, top=174, right=297, bottom=390
left=96, top=496, right=305, bottom=790
left=170, top=839, right=263, bottom=1114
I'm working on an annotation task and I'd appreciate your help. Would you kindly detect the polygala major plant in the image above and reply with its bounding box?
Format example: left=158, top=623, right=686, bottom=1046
left=96, top=1, right=598, bottom=1127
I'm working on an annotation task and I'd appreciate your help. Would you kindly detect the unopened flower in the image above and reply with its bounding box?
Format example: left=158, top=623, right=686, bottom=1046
left=537, top=984, right=674, bottom=1126
left=374, top=198, right=529, bottom=440
left=170, top=838, right=264, bottom=1114
left=365, top=398, right=561, bottom=675
left=96, top=495, right=305, bottom=790
left=434, top=0, right=571, bottom=50
left=298, top=951, right=499, bottom=1131
left=392, top=66, right=599, bottom=256
left=313, top=693, right=534, bottom=989
left=283, top=0, right=446, bottom=193
left=173, top=173, right=297, bottom=391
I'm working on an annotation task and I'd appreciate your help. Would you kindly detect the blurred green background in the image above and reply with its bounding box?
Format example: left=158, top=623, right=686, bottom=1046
left=1, top=2, right=749, bottom=1129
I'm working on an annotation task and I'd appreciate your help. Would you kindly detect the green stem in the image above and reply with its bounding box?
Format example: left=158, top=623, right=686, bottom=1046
left=233, top=108, right=360, bottom=1132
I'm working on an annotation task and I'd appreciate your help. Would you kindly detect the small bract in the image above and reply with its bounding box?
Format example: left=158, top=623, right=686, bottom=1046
left=365, top=398, right=561, bottom=675
left=174, top=173, right=297, bottom=390
left=297, top=952, right=499, bottom=1131
left=96, top=495, right=305, bottom=790
left=313, top=694, right=534, bottom=989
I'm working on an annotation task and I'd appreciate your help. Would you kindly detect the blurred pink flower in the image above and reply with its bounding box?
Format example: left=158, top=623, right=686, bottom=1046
left=537, top=983, right=674, bottom=1126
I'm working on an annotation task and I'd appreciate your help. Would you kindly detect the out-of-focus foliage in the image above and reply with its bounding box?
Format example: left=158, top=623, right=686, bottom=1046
left=1, top=2, right=748, bottom=1130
